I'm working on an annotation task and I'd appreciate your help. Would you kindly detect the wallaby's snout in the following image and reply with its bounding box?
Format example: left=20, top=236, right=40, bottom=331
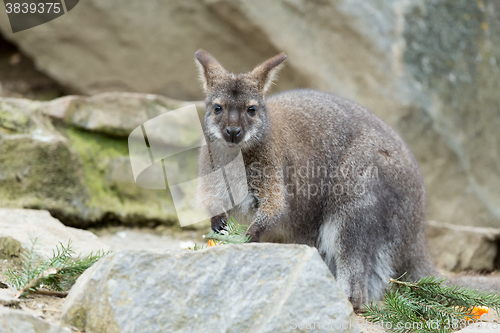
left=224, top=125, right=242, bottom=146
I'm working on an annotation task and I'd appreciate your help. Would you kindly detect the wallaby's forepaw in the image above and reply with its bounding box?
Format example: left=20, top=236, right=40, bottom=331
left=245, top=228, right=262, bottom=243
left=246, top=234, right=261, bottom=243
left=211, top=214, right=227, bottom=233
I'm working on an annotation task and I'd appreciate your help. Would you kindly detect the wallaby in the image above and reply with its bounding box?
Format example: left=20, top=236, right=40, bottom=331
left=194, top=49, right=499, bottom=309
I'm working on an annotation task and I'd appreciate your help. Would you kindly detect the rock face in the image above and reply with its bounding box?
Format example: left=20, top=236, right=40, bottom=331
left=426, top=220, right=500, bottom=272
left=0, top=0, right=305, bottom=100
left=0, top=209, right=109, bottom=258
left=61, top=244, right=359, bottom=333
left=0, top=98, right=89, bottom=224
left=0, top=307, right=70, bottom=333
left=0, top=94, right=193, bottom=227
left=1, top=0, right=499, bottom=228
left=40, top=92, right=204, bottom=137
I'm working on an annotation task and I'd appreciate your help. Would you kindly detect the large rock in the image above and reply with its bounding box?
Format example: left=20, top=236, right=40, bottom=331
left=0, top=98, right=88, bottom=222
left=0, top=209, right=109, bottom=258
left=2, top=0, right=499, bottom=228
left=426, top=220, right=500, bottom=272
left=39, top=92, right=204, bottom=137
left=0, top=1, right=304, bottom=100
left=0, top=307, right=70, bottom=333
left=61, top=244, right=359, bottom=333
left=0, top=95, right=188, bottom=227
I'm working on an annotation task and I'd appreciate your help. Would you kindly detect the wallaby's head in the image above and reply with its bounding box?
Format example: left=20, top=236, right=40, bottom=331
left=195, top=49, right=286, bottom=149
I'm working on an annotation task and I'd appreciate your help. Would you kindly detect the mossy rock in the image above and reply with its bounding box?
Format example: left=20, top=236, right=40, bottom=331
left=0, top=98, right=179, bottom=228
left=0, top=236, right=22, bottom=262
left=0, top=99, right=34, bottom=134
left=63, top=127, right=178, bottom=227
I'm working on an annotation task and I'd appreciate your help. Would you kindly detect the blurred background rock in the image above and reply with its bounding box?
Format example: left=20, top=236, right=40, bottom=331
left=0, top=0, right=499, bottom=232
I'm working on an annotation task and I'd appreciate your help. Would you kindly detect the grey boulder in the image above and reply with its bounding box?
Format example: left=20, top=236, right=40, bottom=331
left=0, top=208, right=109, bottom=258
left=39, top=92, right=204, bottom=137
left=61, top=243, right=359, bottom=333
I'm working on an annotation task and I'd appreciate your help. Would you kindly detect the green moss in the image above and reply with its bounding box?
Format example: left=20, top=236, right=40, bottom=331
left=66, top=127, right=129, bottom=157
left=0, top=236, right=22, bottom=262
left=0, top=127, right=86, bottom=217
left=0, top=108, right=30, bottom=133
left=64, top=127, right=177, bottom=226
left=64, top=127, right=128, bottom=209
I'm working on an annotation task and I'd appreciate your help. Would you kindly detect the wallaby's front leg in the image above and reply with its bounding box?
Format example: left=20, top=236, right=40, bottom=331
left=197, top=147, right=232, bottom=234
left=211, top=213, right=227, bottom=233
left=246, top=179, right=286, bottom=243
left=246, top=213, right=268, bottom=243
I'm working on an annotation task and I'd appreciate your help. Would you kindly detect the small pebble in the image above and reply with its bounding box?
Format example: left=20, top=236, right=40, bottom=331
left=179, top=241, right=195, bottom=249
left=117, top=232, right=127, bottom=239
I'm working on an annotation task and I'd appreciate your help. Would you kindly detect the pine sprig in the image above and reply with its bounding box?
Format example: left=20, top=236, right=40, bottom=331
left=2, top=236, right=108, bottom=297
left=5, top=234, right=43, bottom=291
left=188, top=216, right=250, bottom=250
left=205, top=216, right=250, bottom=245
left=363, top=276, right=500, bottom=333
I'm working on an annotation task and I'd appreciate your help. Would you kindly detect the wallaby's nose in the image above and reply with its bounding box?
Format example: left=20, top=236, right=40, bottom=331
left=224, top=126, right=242, bottom=143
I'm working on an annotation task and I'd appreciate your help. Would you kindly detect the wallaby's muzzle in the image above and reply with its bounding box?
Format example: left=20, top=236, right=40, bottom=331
left=224, top=125, right=243, bottom=146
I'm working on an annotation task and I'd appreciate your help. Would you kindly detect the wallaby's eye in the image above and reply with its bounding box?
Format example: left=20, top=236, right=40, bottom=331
left=213, top=104, right=223, bottom=115
left=247, top=105, right=257, bottom=116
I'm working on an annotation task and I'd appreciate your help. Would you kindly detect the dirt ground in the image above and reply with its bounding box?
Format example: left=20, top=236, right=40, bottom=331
left=1, top=259, right=70, bottom=330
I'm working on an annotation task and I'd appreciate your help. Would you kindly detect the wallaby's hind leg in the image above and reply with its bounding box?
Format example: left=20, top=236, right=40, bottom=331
left=317, top=213, right=394, bottom=309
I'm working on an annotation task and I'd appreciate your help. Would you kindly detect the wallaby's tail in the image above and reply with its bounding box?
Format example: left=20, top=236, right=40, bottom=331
left=443, top=272, right=500, bottom=293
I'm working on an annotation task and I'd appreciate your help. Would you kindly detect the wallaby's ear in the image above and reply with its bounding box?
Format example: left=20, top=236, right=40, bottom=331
left=195, top=49, right=228, bottom=93
left=251, top=53, right=286, bottom=94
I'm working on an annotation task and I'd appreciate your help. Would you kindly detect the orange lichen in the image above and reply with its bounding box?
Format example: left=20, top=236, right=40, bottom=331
left=207, top=239, right=217, bottom=247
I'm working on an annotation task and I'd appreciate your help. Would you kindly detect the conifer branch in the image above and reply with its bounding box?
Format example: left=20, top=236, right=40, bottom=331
left=3, top=237, right=107, bottom=298
left=363, top=276, right=500, bottom=333
left=205, top=216, right=250, bottom=244
left=189, top=216, right=250, bottom=250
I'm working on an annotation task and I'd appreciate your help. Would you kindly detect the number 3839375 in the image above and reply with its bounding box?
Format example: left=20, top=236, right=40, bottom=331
left=5, top=2, right=61, bottom=14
